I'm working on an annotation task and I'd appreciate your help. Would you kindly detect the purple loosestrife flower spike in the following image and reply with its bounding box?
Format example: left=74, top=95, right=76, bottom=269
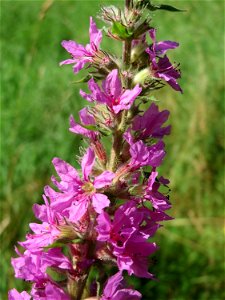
left=10, top=1, right=182, bottom=298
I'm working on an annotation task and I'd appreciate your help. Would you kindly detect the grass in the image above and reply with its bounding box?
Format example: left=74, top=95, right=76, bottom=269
left=1, top=0, right=224, bottom=299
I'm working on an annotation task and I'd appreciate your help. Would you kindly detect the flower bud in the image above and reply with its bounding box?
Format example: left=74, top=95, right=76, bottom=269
left=131, top=44, right=147, bottom=63
left=133, top=67, right=150, bottom=85
left=58, top=224, right=80, bottom=241
left=129, top=184, right=145, bottom=196
left=100, top=5, right=122, bottom=24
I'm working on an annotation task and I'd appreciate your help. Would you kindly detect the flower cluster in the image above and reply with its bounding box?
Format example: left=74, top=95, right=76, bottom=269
left=9, top=1, right=182, bottom=299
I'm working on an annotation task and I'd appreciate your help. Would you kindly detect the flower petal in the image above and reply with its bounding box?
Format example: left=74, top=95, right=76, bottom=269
left=52, top=157, right=80, bottom=183
left=102, top=69, right=122, bottom=100
left=94, top=171, right=115, bottom=189
left=96, top=212, right=111, bottom=241
left=81, top=147, right=95, bottom=181
left=89, top=17, right=102, bottom=48
left=79, top=107, right=95, bottom=125
left=61, top=40, right=86, bottom=57
left=92, top=193, right=110, bottom=214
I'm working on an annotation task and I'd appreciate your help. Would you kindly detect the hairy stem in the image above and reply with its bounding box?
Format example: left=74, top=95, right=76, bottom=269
left=109, top=38, right=132, bottom=171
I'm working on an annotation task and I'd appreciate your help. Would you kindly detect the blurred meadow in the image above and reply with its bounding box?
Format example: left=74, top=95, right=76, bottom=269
left=1, top=0, right=224, bottom=299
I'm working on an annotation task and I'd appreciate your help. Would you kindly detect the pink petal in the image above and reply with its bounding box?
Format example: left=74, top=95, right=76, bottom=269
left=92, top=193, right=110, bottom=214
left=69, top=115, right=94, bottom=138
left=94, top=171, right=115, bottom=189
left=119, top=85, right=142, bottom=107
left=149, top=28, right=156, bottom=44
left=8, top=289, right=31, bottom=300
left=103, top=272, right=123, bottom=297
left=52, top=157, right=80, bottom=183
left=79, top=89, right=94, bottom=102
left=73, top=60, right=87, bottom=73
left=45, top=282, right=70, bottom=300
left=102, top=69, right=122, bottom=100
left=61, top=40, right=86, bottom=56
left=68, top=198, right=88, bottom=221
left=148, top=171, right=158, bottom=189
left=89, top=17, right=102, bottom=48
left=59, top=58, right=77, bottom=66
left=79, top=107, right=95, bottom=125
left=96, top=212, right=111, bottom=241
left=81, top=147, right=95, bottom=181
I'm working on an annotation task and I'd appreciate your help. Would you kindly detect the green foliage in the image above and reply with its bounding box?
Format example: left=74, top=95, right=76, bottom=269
left=111, top=21, right=133, bottom=39
left=137, top=0, right=185, bottom=12
left=46, top=267, right=67, bottom=282
left=1, top=0, right=224, bottom=299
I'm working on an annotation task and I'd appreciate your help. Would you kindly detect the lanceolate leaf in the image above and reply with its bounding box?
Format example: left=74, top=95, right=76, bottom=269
left=46, top=267, right=67, bottom=282
left=72, top=74, right=92, bottom=84
left=151, top=4, right=185, bottom=12
left=139, top=0, right=185, bottom=12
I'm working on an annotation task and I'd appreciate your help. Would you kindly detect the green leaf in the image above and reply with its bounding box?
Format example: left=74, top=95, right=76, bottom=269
left=152, top=4, right=185, bottom=12
left=111, top=22, right=133, bottom=39
left=71, top=238, right=84, bottom=244
left=46, top=267, right=67, bottom=282
left=141, top=1, right=185, bottom=12
left=149, top=95, right=159, bottom=102
left=44, top=241, right=65, bottom=250
left=98, top=128, right=112, bottom=136
left=82, top=124, right=98, bottom=131
left=72, top=75, right=92, bottom=84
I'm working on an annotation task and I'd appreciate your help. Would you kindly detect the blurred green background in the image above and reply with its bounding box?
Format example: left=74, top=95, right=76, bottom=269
left=1, top=0, right=224, bottom=299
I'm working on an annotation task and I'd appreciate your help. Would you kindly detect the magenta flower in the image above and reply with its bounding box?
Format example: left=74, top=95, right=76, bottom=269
left=124, top=131, right=166, bottom=169
left=60, top=17, right=102, bottom=73
left=144, top=170, right=171, bottom=212
left=101, top=272, right=142, bottom=300
left=146, top=28, right=182, bottom=93
left=153, top=56, right=183, bottom=92
left=132, top=102, right=171, bottom=139
left=11, top=247, right=72, bottom=284
left=147, top=28, right=179, bottom=65
left=80, top=69, right=142, bottom=114
left=19, top=196, right=61, bottom=250
left=8, top=289, right=31, bottom=300
left=31, top=282, right=70, bottom=300
left=69, top=107, right=98, bottom=141
left=97, top=201, right=158, bottom=278
left=46, top=147, right=114, bottom=221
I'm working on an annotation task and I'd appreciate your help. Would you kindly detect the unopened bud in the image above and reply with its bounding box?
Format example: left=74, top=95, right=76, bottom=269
left=58, top=224, right=79, bottom=241
left=133, top=68, right=150, bottom=85
left=131, top=44, right=146, bottom=63
left=100, top=5, right=122, bottom=24
left=93, top=140, right=107, bottom=165
left=129, top=184, right=144, bottom=196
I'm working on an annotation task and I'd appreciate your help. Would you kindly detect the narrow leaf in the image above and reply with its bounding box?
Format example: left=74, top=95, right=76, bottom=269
left=72, top=75, right=92, bottom=84
left=154, top=4, right=185, bottom=12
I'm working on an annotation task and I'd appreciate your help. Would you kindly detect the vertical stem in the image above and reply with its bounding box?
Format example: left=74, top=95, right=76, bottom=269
left=108, top=1, right=132, bottom=172
left=125, top=0, right=131, bottom=11
left=75, top=276, right=89, bottom=300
